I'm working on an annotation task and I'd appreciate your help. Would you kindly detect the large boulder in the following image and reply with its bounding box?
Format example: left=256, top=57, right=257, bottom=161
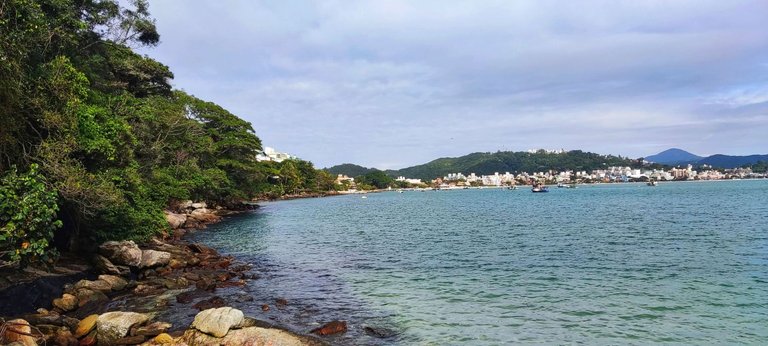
left=140, top=250, right=171, bottom=268
left=2, top=319, right=37, bottom=346
left=99, top=241, right=142, bottom=267
left=191, top=307, right=244, bottom=338
left=180, top=326, right=317, bottom=346
left=74, top=279, right=113, bottom=293
left=93, top=254, right=130, bottom=276
left=98, top=275, right=128, bottom=291
left=96, top=312, right=150, bottom=345
left=164, top=211, right=187, bottom=229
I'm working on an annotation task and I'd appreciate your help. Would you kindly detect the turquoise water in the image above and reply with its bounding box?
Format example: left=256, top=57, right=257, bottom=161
left=191, top=180, right=768, bottom=345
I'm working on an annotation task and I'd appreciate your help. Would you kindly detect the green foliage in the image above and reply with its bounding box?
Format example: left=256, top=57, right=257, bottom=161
left=356, top=171, right=394, bottom=189
left=324, top=163, right=378, bottom=178
left=0, top=164, right=62, bottom=267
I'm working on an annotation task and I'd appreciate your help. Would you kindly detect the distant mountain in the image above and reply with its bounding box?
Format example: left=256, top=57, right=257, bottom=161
left=324, top=163, right=379, bottom=177
left=645, top=148, right=702, bottom=165
left=646, top=148, right=768, bottom=168
left=386, top=150, right=637, bottom=181
left=698, top=154, right=768, bottom=168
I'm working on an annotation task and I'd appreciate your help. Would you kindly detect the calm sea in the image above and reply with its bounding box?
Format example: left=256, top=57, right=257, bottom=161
left=190, top=180, right=768, bottom=345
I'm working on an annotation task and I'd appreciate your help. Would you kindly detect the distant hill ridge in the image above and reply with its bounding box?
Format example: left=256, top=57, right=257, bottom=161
left=646, top=148, right=768, bottom=168
left=326, top=150, right=637, bottom=181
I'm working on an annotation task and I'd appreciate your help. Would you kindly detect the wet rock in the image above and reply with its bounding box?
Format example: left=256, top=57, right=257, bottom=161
left=175, top=291, right=196, bottom=304
left=99, top=241, right=142, bottom=267
left=310, top=320, right=348, bottom=336
left=75, top=288, right=109, bottom=307
left=168, top=258, right=186, bottom=270
left=2, top=319, right=37, bottom=346
left=93, top=254, right=131, bottom=276
left=23, top=312, right=78, bottom=331
left=261, top=304, right=270, bottom=312
left=140, top=250, right=171, bottom=268
left=164, top=211, right=187, bottom=229
left=153, top=333, right=175, bottom=344
left=193, top=296, right=226, bottom=311
left=131, top=321, right=171, bottom=337
left=133, top=284, right=162, bottom=296
left=172, top=229, right=187, bottom=240
left=96, top=311, right=150, bottom=345
left=188, top=243, right=217, bottom=255
left=191, top=307, right=244, bottom=338
left=179, top=326, right=315, bottom=346
left=74, top=279, right=113, bottom=293
left=275, top=298, right=289, bottom=306
left=195, top=276, right=216, bottom=291
left=75, top=314, right=99, bottom=338
left=363, top=325, right=398, bottom=338
left=98, top=274, right=128, bottom=291
left=113, top=335, right=146, bottom=345
left=53, top=293, right=79, bottom=312
left=182, top=272, right=200, bottom=281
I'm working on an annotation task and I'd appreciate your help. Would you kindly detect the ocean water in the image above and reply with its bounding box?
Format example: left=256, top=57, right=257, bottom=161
left=190, top=180, right=768, bottom=345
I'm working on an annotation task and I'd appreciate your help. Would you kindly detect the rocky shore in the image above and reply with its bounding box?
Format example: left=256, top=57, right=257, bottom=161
left=0, top=203, right=346, bottom=345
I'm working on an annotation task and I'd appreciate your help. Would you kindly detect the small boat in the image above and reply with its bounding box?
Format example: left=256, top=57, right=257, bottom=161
left=531, top=183, right=548, bottom=193
left=361, top=195, right=368, bottom=199
left=507, top=186, right=518, bottom=190
left=647, top=181, right=658, bottom=186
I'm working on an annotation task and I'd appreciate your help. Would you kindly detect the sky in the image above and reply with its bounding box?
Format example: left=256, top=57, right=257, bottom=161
left=137, top=0, right=768, bottom=169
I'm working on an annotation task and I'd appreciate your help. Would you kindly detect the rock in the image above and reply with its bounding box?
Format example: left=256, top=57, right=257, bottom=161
left=363, top=325, right=398, bottom=338
left=192, top=296, right=226, bottom=311
left=113, top=335, right=146, bottom=345
left=96, top=312, right=150, bottom=345
left=179, top=327, right=314, bottom=346
left=275, top=298, right=288, bottom=306
left=190, top=202, right=207, bottom=209
left=53, top=328, right=78, bottom=346
left=75, top=314, right=99, bottom=338
left=195, top=276, right=216, bottom=291
left=261, top=304, right=270, bottom=312
left=188, top=243, right=217, bottom=255
left=2, top=319, right=37, bottom=346
left=140, top=250, right=171, bottom=268
left=98, top=274, right=128, bottom=291
left=131, top=321, right=171, bottom=337
left=164, top=211, right=187, bottom=229
left=75, top=288, right=109, bottom=307
left=168, top=258, right=186, bottom=269
left=78, top=332, right=97, bottom=346
left=99, top=241, right=142, bottom=267
left=188, top=212, right=220, bottom=224
left=93, top=255, right=130, bottom=276
left=74, top=279, right=113, bottom=293
left=310, top=320, right=348, bottom=336
left=191, top=307, right=244, bottom=338
left=53, top=293, right=78, bottom=312
left=153, top=333, right=175, bottom=344
left=175, top=291, right=197, bottom=304
left=22, top=313, right=78, bottom=331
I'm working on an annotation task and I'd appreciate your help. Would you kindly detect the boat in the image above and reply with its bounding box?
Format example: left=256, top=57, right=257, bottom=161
left=361, top=195, right=368, bottom=199
left=507, top=185, right=518, bottom=190
left=531, top=183, right=548, bottom=193
left=647, top=181, right=658, bottom=186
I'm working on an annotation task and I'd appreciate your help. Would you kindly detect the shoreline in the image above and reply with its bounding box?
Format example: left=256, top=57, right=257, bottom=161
left=0, top=207, right=335, bottom=345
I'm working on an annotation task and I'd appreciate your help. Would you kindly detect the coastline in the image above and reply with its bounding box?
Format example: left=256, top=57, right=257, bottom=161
left=0, top=206, right=334, bottom=345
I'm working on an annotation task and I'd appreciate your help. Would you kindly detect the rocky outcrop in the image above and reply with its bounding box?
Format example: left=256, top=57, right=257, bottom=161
left=190, top=307, right=244, bottom=338
left=93, top=254, right=130, bottom=276
left=139, top=250, right=171, bottom=268
left=99, top=241, right=142, bottom=267
left=96, top=311, right=150, bottom=345
left=310, top=320, right=347, bottom=336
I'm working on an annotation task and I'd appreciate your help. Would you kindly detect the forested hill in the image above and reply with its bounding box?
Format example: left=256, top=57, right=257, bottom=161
left=324, top=164, right=379, bottom=177
left=0, top=0, right=335, bottom=268
left=384, top=150, right=639, bottom=181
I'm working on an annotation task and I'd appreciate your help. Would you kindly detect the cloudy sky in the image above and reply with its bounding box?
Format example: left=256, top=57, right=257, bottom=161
left=138, top=0, right=768, bottom=169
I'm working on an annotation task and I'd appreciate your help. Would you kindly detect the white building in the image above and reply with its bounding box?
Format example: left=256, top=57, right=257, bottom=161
left=256, top=147, right=296, bottom=163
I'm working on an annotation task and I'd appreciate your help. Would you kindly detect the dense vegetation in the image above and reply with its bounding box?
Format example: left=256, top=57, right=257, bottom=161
left=0, top=0, right=332, bottom=267
left=324, top=163, right=378, bottom=178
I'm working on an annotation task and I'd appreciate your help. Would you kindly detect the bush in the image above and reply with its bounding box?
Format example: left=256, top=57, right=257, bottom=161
left=0, top=164, right=62, bottom=268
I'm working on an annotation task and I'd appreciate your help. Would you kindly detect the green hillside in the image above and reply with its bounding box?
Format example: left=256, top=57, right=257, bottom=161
left=324, top=163, right=379, bottom=177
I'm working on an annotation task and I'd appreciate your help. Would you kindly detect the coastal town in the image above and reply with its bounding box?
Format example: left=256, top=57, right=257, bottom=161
left=333, top=164, right=766, bottom=191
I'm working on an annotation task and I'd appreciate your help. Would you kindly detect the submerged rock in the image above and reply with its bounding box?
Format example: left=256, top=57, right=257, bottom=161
left=99, top=241, right=142, bottom=267
left=191, top=307, right=244, bottom=338
left=192, top=296, right=226, bottom=311
left=310, top=320, right=347, bottom=336
left=96, top=311, right=151, bottom=345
